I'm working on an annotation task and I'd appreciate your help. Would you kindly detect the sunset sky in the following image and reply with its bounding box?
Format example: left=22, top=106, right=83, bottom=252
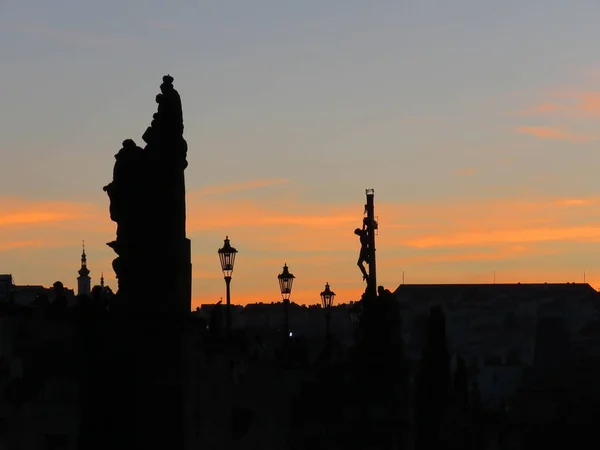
left=2, top=1, right=600, bottom=307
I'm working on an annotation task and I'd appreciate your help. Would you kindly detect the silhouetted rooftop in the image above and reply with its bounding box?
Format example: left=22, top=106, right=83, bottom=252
left=394, top=282, right=598, bottom=296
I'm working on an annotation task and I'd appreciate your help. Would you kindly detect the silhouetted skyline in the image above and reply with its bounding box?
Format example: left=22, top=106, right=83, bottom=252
left=3, top=2, right=600, bottom=306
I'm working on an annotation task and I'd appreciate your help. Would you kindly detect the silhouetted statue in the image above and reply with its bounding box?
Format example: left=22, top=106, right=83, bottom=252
left=99, top=75, right=192, bottom=450
left=377, top=285, right=393, bottom=297
left=104, top=75, right=191, bottom=313
left=103, top=139, right=144, bottom=228
left=355, top=223, right=369, bottom=281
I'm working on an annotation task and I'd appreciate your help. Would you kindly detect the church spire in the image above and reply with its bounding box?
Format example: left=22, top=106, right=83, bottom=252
left=79, top=240, right=90, bottom=277
left=100, top=272, right=105, bottom=289
left=77, top=240, right=91, bottom=296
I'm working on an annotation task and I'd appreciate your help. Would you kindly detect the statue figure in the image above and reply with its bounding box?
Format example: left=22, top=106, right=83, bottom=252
left=103, top=139, right=143, bottom=223
left=103, top=74, right=191, bottom=312
left=355, top=223, right=370, bottom=281
left=377, top=285, right=393, bottom=298
left=98, top=74, right=192, bottom=450
left=158, top=74, right=183, bottom=132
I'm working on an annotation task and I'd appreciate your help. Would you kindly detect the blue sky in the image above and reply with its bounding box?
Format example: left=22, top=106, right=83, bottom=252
left=2, top=1, right=600, bottom=305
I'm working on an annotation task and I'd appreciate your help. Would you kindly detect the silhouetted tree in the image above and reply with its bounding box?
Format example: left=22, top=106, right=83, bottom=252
left=415, top=306, right=450, bottom=450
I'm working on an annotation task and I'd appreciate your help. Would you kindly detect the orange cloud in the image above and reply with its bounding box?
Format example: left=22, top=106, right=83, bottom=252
left=186, top=194, right=600, bottom=304
left=0, top=241, right=46, bottom=252
left=404, top=226, right=600, bottom=249
left=191, top=178, right=289, bottom=197
left=555, top=198, right=595, bottom=206
left=5, top=188, right=600, bottom=307
left=515, top=126, right=589, bottom=142
left=575, top=92, right=600, bottom=116
left=518, top=91, right=600, bottom=118
left=0, top=198, right=95, bottom=227
left=387, top=245, right=548, bottom=265
left=518, top=103, right=562, bottom=115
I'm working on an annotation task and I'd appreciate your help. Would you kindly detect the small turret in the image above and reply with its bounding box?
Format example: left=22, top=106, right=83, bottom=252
left=77, top=241, right=92, bottom=296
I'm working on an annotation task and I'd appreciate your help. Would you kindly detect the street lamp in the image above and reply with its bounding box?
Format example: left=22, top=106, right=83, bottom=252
left=320, top=282, right=336, bottom=345
left=218, top=236, right=238, bottom=339
left=277, top=263, right=295, bottom=340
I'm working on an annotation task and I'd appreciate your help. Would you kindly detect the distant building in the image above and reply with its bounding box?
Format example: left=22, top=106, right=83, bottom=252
left=0, top=275, right=11, bottom=304
left=198, top=301, right=356, bottom=355
left=77, top=242, right=91, bottom=296
left=0, top=275, right=76, bottom=308
left=395, top=282, right=600, bottom=408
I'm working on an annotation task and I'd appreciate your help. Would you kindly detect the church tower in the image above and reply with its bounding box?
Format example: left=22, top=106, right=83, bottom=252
left=77, top=241, right=91, bottom=296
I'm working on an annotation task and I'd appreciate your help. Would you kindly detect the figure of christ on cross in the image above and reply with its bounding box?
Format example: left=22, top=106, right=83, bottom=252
left=355, top=222, right=370, bottom=282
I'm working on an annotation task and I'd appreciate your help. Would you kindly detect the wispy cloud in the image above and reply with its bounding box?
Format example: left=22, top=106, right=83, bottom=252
left=387, top=245, right=557, bottom=266
left=555, top=198, right=596, bottom=207
left=454, top=168, right=477, bottom=176
left=518, top=103, right=562, bottom=115
left=5, top=191, right=600, bottom=305
left=404, top=226, right=600, bottom=249
left=518, top=91, right=600, bottom=118
left=0, top=240, right=45, bottom=252
left=515, top=126, right=590, bottom=142
left=0, top=199, right=96, bottom=228
left=187, top=194, right=600, bottom=250
left=191, top=178, right=289, bottom=197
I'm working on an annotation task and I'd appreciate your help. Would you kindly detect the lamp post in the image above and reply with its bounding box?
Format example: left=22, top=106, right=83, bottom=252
left=277, top=263, right=295, bottom=342
left=218, top=236, right=237, bottom=339
left=320, top=282, right=336, bottom=346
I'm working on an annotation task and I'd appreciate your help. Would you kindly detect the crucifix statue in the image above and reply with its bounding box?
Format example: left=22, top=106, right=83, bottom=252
left=355, top=221, right=370, bottom=281
left=355, top=189, right=378, bottom=294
